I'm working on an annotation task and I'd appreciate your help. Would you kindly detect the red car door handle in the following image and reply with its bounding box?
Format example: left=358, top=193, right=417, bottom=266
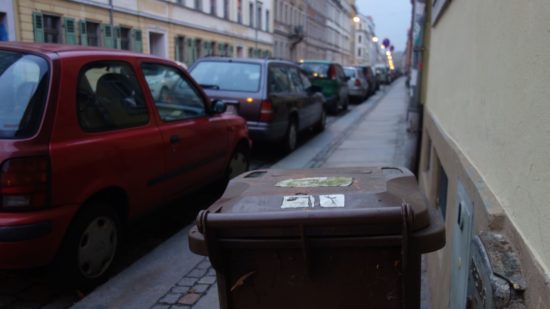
left=170, top=135, right=181, bottom=144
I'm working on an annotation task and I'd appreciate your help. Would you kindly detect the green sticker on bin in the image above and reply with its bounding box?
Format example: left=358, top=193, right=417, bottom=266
left=276, top=177, right=353, bottom=188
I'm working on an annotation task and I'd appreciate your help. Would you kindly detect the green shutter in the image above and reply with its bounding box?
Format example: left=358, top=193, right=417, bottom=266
left=134, top=29, right=143, bottom=52
left=203, top=41, right=209, bottom=56
left=248, top=47, right=254, bottom=58
left=186, top=38, right=194, bottom=65
left=79, top=20, right=88, bottom=45
left=102, top=24, right=114, bottom=48
left=218, top=43, right=224, bottom=56
left=32, top=12, right=45, bottom=43
left=175, top=36, right=181, bottom=61
left=64, top=18, right=77, bottom=44
left=114, top=26, right=121, bottom=49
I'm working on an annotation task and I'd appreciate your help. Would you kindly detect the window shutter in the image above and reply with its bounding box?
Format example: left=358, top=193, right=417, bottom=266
left=64, top=18, right=77, bottom=44
left=248, top=47, right=254, bottom=58
left=203, top=41, right=209, bottom=56
left=186, top=38, right=194, bottom=65
left=218, top=43, right=224, bottom=56
left=134, top=29, right=143, bottom=52
left=114, top=26, right=121, bottom=49
left=175, top=36, right=181, bottom=61
left=79, top=20, right=88, bottom=45
left=32, top=12, right=45, bottom=43
left=102, top=24, right=114, bottom=48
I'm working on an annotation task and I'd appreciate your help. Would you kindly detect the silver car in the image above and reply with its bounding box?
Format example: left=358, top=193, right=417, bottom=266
left=344, top=66, right=369, bottom=102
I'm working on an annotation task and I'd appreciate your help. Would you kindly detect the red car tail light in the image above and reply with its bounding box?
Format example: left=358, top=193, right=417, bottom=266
left=354, top=78, right=361, bottom=87
left=0, top=157, right=50, bottom=210
left=259, top=100, right=274, bottom=122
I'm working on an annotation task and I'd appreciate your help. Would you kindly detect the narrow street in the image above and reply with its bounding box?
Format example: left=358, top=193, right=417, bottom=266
left=73, top=79, right=416, bottom=309
left=0, top=82, right=399, bottom=309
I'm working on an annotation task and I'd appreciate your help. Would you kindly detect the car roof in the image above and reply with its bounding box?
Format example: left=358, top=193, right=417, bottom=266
left=301, top=60, right=336, bottom=64
left=0, top=42, right=164, bottom=61
left=193, top=57, right=297, bottom=66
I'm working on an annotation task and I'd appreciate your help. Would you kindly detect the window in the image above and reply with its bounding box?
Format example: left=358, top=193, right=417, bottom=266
left=142, top=63, right=206, bottom=121
left=358, top=35, right=362, bottom=43
left=287, top=67, right=304, bottom=93
left=119, top=27, right=131, bottom=50
left=86, top=21, right=100, bottom=46
left=77, top=62, right=149, bottom=131
left=195, top=0, right=202, bottom=10
left=237, top=0, right=242, bottom=23
left=211, top=0, right=217, bottom=16
left=268, top=65, right=291, bottom=94
left=224, top=0, right=229, bottom=19
left=175, top=36, right=185, bottom=62
left=265, top=10, right=270, bottom=32
left=257, top=4, right=262, bottom=30
left=249, top=2, right=254, bottom=27
left=0, top=13, right=7, bottom=41
left=299, top=70, right=311, bottom=89
left=0, top=51, right=49, bottom=139
left=43, top=15, right=61, bottom=43
left=190, top=61, right=261, bottom=92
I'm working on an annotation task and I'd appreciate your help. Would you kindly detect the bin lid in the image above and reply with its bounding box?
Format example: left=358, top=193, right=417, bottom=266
left=197, top=167, right=431, bottom=239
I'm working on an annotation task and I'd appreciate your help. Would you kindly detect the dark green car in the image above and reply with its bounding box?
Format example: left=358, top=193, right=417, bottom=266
left=300, top=60, right=349, bottom=114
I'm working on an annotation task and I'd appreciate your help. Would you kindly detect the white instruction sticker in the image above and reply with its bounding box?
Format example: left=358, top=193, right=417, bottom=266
left=319, top=194, right=345, bottom=208
left=281, top=195, right=315, bottom=208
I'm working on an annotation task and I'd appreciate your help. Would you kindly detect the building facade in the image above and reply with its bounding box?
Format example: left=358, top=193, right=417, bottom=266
left=417, top=0, right=550, bottom=308
left=272, top=0, right=307, bottom=61
left=10, top=0, right=273, bottom=66
left=353, top=13, right=376, bottom=66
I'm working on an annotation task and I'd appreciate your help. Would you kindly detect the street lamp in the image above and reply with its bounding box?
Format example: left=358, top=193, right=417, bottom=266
left=352, top=16, right=360, bottom=23
left=372, top=36, right=379, bottom=43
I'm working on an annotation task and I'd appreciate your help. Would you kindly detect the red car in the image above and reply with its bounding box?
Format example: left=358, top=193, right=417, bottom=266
left=0, top=42, right=250, bottom=288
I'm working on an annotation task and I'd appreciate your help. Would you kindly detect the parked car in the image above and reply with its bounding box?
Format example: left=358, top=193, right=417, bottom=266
left=344, top=66, right=369, bottom=102
left=374, top=64, right=391, bottom=85
left=0, top=42, right=251, bottom=289
left=190, top=58, right=326, bottom=152
left=299, top=60, right=349, bottom=114
left=357, top=65, right=378, bottom=95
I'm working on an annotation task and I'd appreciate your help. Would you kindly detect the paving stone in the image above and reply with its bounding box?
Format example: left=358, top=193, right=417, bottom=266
left=186, top=268, right=207, bottom=278
left=177, top=277, right=198, bottom=287
left=198, top=276, right=217, bottom=285
left=171, top=286, right=190, bottom=294
left=178, top=293, right=201, bottom=306
left=159, top=293, right=182, bottom=305
left=196, top=260, right=211, bottom=270
left=40, top=295, right=77, bottom=309
left=207, top=269, right=216, bottom=276
left=151, top=305, right=170, bottom=309
left=190, top=284, right=209, bottom=294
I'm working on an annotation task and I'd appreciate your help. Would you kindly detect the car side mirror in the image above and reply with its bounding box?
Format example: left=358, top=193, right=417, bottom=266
left=212, top=99, right=227, bottom=114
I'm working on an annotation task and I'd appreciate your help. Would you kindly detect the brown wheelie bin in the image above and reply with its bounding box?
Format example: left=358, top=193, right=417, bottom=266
left=189, top=167, right=445, bottom=309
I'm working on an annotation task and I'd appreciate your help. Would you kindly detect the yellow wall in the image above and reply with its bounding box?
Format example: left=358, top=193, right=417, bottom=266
left=15, top=0, right=272, bottom=60
left=426, top=0, right=550, bottom=274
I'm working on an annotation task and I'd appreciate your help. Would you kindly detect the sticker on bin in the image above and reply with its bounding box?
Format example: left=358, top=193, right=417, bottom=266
left=281, top=195, right=315, bottom=208
left=275, top=177, right=353, bottom=188
left=319, top=194, right=345, bottom=208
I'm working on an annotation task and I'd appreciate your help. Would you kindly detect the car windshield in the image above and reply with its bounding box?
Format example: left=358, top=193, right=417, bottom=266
left=344, top=68, right=356, bottom=78
left=190, top=61, right=261, bottom=92
left=0, top=50, right=49, bottom=139
left=300, top=63, right=330, bottom=78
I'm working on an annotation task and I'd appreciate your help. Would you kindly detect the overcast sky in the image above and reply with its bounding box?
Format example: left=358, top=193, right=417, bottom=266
left=356, top=1, right=412, bottom=52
